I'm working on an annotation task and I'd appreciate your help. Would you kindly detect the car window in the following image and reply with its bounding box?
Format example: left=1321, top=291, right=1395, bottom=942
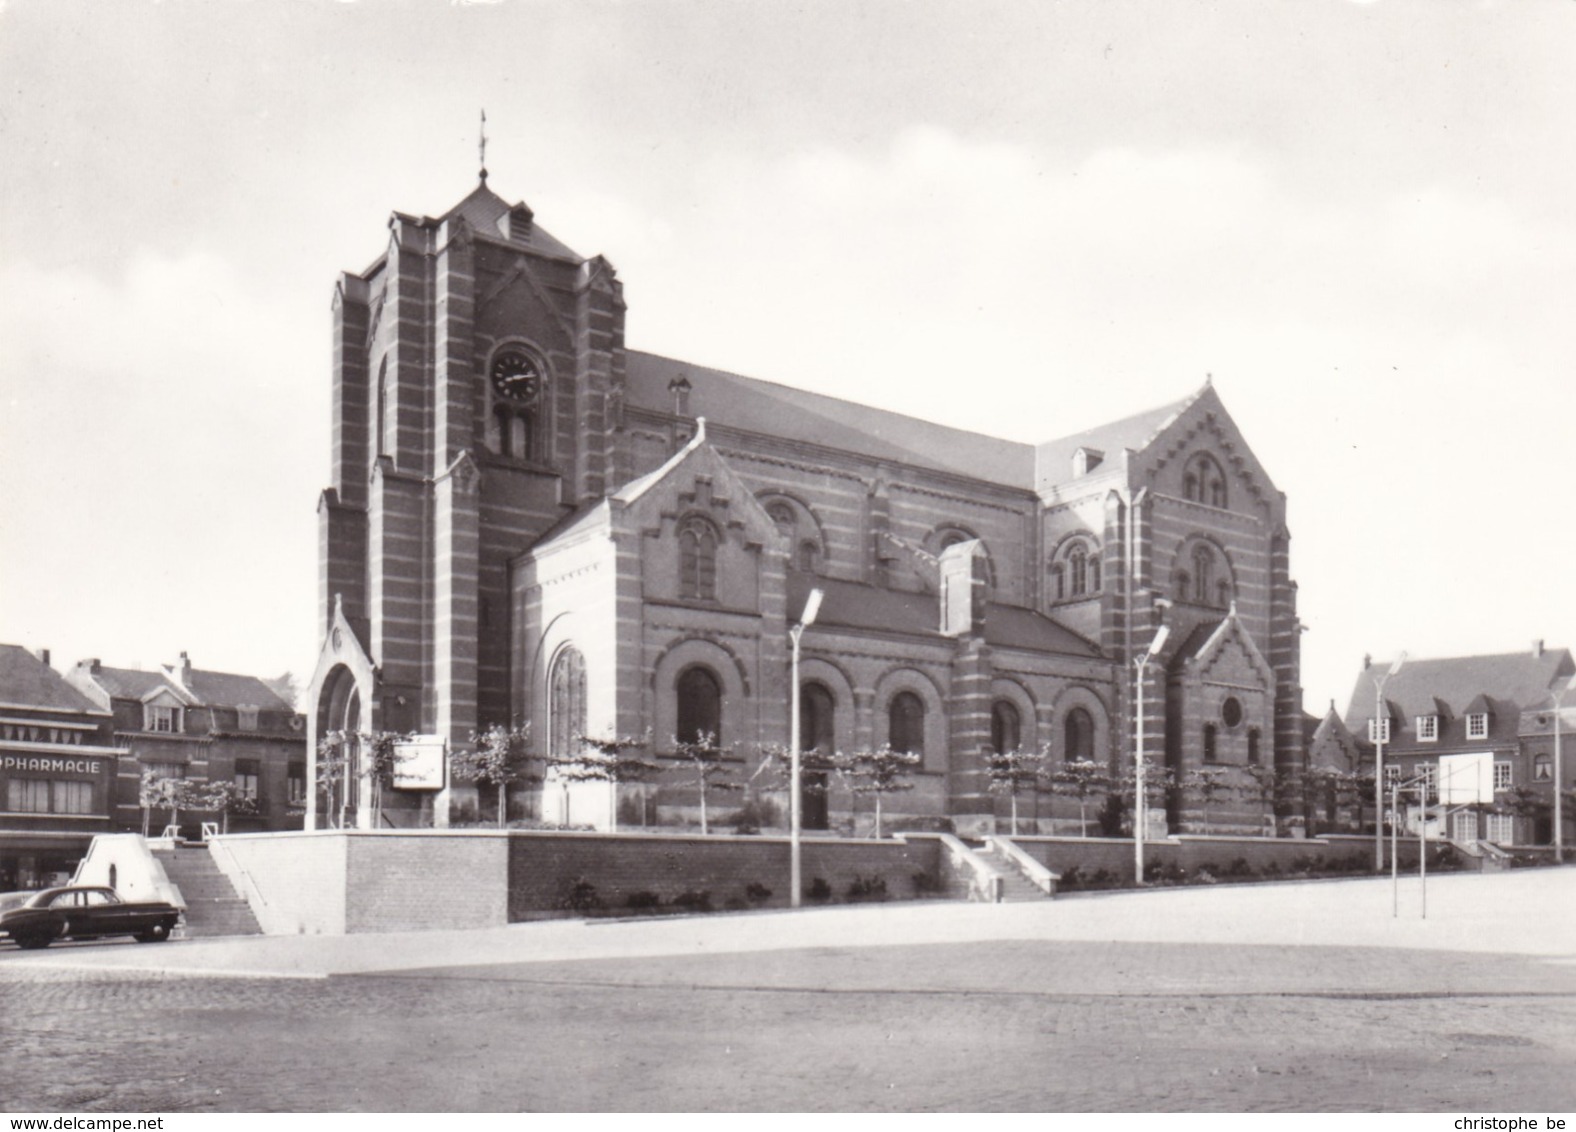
left=83, top=889, right=114, bottom=906
left=49, top=891, right=81, bottom=908
left=0, top=892, right=32, bottom=911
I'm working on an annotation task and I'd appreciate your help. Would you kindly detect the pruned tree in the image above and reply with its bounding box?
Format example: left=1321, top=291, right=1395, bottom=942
left=557, top=732, right=660, bottom=831
left=1117, top=756, right=1174, bottom=838
left=455, top=723, right=538, bottom=828
left=201, top=779, right=260, bottom=834
left=985, top=744, right=1048, bottom=835
left=669, top=731, right=740, bottom=835
left=140, top=768, right=199, bottom=839
left=1243, top=763, right=1281, bottom=835
left=845, top=744, right=921, bottom=838
left=1180, top=765, right=1237, bottom=835
left=360, top=730, right=410, bottom=829
left=316, top=730, right=351, bottom=829
left=1046, top=758, right=1112, bottom=838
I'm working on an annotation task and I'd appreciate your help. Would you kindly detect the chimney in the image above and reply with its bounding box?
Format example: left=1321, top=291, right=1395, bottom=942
left=31, top=647, right=50, bottom=667
left=1533, top=639, right=1545, bottom=657
left=178, top=651, right=194, bottom=687
left=668, top=374, right=692, bottom=417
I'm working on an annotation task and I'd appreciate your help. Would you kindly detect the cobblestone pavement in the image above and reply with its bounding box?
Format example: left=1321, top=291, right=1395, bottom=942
left=3, top=869, right=1574, bottom=1112
left=3, top=938, right=1574, bottom=1112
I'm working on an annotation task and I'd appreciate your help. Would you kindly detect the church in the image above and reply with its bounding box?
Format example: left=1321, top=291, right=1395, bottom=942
left=304, top=174, right=1305, bottom=837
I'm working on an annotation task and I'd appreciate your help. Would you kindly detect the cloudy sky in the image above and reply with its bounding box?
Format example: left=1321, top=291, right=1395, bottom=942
left=1, top=0, right=1571, bottom=715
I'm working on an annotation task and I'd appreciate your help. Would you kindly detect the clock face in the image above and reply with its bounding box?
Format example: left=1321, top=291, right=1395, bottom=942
left=490, top=349, right=541, bottom=402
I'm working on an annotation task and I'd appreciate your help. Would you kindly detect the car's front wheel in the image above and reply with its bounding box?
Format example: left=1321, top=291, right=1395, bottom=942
left=135, top=923, right=171, bottom=943
left=14, top=932, right=52, bottom=950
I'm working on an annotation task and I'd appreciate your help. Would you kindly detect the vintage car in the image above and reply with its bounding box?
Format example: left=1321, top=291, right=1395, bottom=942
left=0, top=886, right=182, bottom=949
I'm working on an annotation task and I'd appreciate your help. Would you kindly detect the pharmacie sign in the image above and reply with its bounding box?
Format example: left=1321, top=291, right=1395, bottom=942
left=1, top=754, right=104, bottom=778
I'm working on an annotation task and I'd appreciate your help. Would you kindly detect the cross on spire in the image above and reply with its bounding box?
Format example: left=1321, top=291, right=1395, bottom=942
left=479, top=109, right=488, bottom=183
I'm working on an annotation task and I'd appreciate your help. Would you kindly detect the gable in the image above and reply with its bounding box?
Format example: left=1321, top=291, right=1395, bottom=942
left=1133, top=385, right=1283, bottom=524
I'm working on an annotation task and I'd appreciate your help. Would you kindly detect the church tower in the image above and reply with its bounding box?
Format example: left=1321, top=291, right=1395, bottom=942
left=306, top=174, right=625, bottom=828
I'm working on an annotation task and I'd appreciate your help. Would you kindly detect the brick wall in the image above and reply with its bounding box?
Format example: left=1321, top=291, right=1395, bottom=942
left=345, top=832, right=508, bottom=932
left=506, top=830, right=942, bottom=919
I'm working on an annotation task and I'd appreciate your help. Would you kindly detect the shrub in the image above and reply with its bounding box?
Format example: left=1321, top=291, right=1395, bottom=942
left=1058, top=865, right=1083, bottom=889
left=624, top=890, right=662, bottom=910
left=806, top=877, right=833, bottom=903
left=1289, top=854, right=1317, bottom=875
left=727, top=797, right=781, bottom=834
left=744, top=881, right=773, bottom=905
left=1088, top=867, right=1118, bottom=888
left=671, top=889, right=714, bottom=913
left=1144, top=860, right=1185, bottom=885
left=557, top=877, right=603, bottom=913
left=911, top=870, right=941, bottom=894
left=724, top=895, right=749, bottom=911
left=1261, top=859, right=1281, bottom=876
left=846, top=875, right=889, bottom=903
left=1225, top=857, right=1253, bottom=878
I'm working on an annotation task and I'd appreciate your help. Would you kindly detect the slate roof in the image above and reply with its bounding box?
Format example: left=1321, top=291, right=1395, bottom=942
left=784, top=574, right=1101, bottom=658
left=0, top=645, right=104, bottom=714
left=78, top=662, right=292, bottom=711
left=624, top=351, right=1037, bottom=487
left=1035, top=387, right=1203, bottom=490
left=394, top=182, right=582, bottom=262
left=1344, top=649, right=1574, bottom=727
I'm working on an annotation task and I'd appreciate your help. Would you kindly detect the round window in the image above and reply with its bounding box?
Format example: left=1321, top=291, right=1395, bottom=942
left=1221, top=697, right=1244, bottom=728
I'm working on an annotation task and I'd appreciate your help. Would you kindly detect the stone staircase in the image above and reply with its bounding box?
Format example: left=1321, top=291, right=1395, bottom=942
left=981, top=839, right=1055, bottom=902
left=154, top=844, right=263, bottom=938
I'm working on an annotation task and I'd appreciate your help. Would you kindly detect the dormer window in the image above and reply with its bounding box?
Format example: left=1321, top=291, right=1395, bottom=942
left=1368, top=718, right=1391, bottom=743
left=237, top=706, right=259, bottom=732
left=1416, top=715, right=1438, bottom=742
left=145, top=704, right=181, bottom=734
left=1073, top=447, right=1104, bottom=477
left=1466, top=713, right=1489, bottom=741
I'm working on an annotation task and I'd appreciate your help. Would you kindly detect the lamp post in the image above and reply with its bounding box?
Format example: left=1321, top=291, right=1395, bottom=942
left=1553, top=677, right=1573, bottom=864
left=1369, top=652, right=1407, bottom=873
left=1133, top=621, right=1171, bottom=885
left=788, top=587, right=824, bottom=909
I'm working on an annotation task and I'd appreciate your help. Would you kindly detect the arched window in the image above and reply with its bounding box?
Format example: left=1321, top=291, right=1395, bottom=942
left=1534, top=753, right=1553, bottom=781
left=675, top=665, right=722, bottom=746
left=1089, top=554, right=1101, bottom=594
left=678, top=517, right=718, bottom=600
left=1064, top=707, right=1094, bottom=762
left=767, top=502, right=795, bottom=531
left=1183, top=452, right=1227, bottom=509
left=1203, top=723, right=1218, bottom=763
left=1051, top=564, right=1066, bottom=602
left=1192, top=545, right=1214, bottom=605
left=798, top=540, right=820, bottom=574
left=800, top=682, right=835, bottom=753
left=1247, top=728, right=1261, bottom=766
left=1174, top=569, right=1190, bottom=603
left=549, top=646, right=586, bottom=761
left=889, top=692, right=926, bottom=756
left=1069, top=546, right=1088, bottom=595
left=990, top=700, right=1022, bottom=754
left=375, top=360, right=388, bottom=458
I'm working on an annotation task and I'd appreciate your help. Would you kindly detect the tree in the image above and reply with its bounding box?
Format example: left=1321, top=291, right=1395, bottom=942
left=844, top=745, right=921, bottom=838
left=1500, top=786, right=1549, bottom=841
left=140, top=768, right=199, bottom=839
left=555, top=732, right=660, bottom=831
left=316, top=730, right=351, bottom=829
left=669, top=731, right=740, bottom=835
left=985, top=744, right=1048, bottom=835
left=453, top=723, right=539, bottom=828
left=1243, top=764, right=1281, bottom=835
left=1046, top=758, right=1112, bottom=838
left=201, top=780, right=260, bottom=834
left=1117, top=757, right=1173, bottom=837
left=360, top=730, right=410, bottom=829
left=1180, top=766, right=1237, bottom=835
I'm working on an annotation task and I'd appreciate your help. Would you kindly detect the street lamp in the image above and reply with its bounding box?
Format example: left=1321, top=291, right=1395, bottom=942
left=1368, top=651, right=1407, bottom=873
left=1133, top=620, right=1170, bottom=886
left=1552, top=676, right=1574, bottom=865
left=788, top=587, right=824, bottom=909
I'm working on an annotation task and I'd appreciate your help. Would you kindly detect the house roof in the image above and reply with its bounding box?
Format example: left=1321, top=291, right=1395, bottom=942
left=1035, top=387, right=1203, bottom=490
left=0, top=645, right=104, bottom=714
left=624, top=351, right=1037, bottom=487
left=1344, top=648, right=1575, bottom=727
left=78, top=661, right=292, bottom=711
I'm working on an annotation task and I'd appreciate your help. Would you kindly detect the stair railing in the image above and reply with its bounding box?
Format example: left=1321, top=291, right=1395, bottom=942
left=981, top=835, right=1058, bottom=896
left=207, top=837, right=270, bottom=921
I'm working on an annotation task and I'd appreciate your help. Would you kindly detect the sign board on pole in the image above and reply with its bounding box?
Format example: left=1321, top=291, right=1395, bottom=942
left=1438, top=752, right=1494, bottom=805
left=392, top=735, right=447, bottom=791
